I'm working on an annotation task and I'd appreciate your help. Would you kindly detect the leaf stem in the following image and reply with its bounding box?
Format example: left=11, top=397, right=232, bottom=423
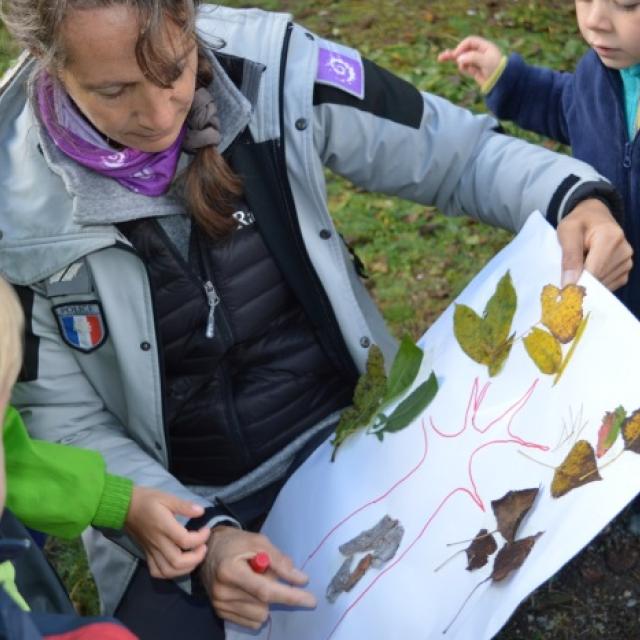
left=443, top=577, right=491, bottom=634
left=579, top=448, right=624, bottom=481
left=434, top=549, right=465, bottom=572
left=517, top=450, right=557, bottom=470
left=553, top=313, right=590, bottom=386
left=446, top=529, right=498, bottom=547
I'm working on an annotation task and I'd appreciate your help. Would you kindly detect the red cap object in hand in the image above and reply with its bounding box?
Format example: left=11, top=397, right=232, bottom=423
left=249, top=552, right=271, bottom=574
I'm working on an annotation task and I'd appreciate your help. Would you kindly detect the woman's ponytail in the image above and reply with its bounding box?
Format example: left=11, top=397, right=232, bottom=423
left=182, top=47, right=243, bottom=238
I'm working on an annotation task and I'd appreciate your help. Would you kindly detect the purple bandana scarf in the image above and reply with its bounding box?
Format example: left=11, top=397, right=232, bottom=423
left=36, top=72, right=185, bottom=196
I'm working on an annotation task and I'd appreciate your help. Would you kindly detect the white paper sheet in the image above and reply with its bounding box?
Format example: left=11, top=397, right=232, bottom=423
left=226, top=212, right=640, bottom=640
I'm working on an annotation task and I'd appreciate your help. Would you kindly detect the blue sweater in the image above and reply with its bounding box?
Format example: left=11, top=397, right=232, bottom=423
left=486, top=49, right=640, bottom=318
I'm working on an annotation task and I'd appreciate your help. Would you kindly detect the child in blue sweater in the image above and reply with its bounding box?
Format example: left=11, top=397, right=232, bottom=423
left=439, top=0, right=639, bottom=316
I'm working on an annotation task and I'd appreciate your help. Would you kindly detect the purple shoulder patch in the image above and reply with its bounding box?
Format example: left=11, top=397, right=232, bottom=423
left=316, top=42, right=365, bottom=100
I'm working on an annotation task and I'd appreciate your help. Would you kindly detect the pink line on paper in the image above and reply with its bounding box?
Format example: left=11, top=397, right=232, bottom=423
left=318, top=377, right=548, bottom=639
left=302, top=420, right=429, bottom=570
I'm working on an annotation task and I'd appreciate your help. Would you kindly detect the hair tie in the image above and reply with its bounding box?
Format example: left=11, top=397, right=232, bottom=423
left=184, top=87, right=221, bottom=153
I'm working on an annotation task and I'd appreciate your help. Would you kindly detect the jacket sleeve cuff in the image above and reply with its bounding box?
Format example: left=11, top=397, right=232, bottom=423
left=185, top=498, right=242, bottom=531
left=92, top=473, right=134, bottom=530
left=485, top=53, right=526, bottom=117
left=546, top=176, right=624, bottom=228
left=481, top=55, right=508, bottom=95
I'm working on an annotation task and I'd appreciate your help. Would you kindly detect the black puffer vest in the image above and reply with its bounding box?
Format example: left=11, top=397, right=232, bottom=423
left=121, top=210, right=354, bottom=485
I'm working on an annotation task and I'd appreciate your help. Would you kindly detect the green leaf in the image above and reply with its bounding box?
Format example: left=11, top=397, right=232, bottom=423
left=488, top=336, right=514, bottom=377
left=453, top=271, right=518, bottom=377
left=484, top=271, right=517, bottom=346
left=453, top=304, right=494, bottom=364
left=383, top=371, right=439, bottom=434
left=331, top=345, right=388, bottom=461
left=382, top=336, right=424, bottom=405
left=523, top=327, right=562, bottom=375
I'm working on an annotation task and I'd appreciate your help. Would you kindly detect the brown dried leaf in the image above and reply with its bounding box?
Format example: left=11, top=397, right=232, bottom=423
left=551, top=440, right=602, bottom=498
left=491, top=532, right=543, bottom=582
left=465, top=529, right=498, bottom=571
left=540, top=284, right=586, bottom=344
left=623, top=409, right=640, bottom=454
left=491, top=488, right=539, bottom=542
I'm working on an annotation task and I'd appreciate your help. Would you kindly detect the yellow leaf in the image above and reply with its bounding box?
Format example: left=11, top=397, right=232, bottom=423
left=523, top=327, right=561, bottom=375
left=540, top=284, right=586, bottom=344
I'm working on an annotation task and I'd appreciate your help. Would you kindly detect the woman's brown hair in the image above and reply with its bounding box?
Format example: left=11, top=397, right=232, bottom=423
left=1, top=0, right=242, bottom=237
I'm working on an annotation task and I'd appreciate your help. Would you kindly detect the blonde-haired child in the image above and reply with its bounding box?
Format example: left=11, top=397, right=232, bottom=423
left=0, top=276, right=211, bottom=603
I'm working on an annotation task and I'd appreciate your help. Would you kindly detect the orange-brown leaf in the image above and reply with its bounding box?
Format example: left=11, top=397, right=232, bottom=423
left=622, top=409, right=640, bottom=454
left=491, top=488, right=539, bottom=542
left=540, top=284, right=586, bottom=344
left=551, top=440, right=601, bottom=498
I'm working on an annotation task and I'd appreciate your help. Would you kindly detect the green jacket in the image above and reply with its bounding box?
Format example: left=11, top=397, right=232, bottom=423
left=3, top=407, right=132, bottom=538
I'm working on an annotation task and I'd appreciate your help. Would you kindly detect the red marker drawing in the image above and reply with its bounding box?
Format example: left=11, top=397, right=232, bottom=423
left=249, top=551, right=271, bottom=574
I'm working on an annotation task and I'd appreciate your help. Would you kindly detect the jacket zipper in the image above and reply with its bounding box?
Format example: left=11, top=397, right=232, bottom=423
left=193, top=227, right=251, bottom=466
left=149, top=220, right=224, bottom=340
left=271, top=23, right=359, bottom=380
left=203, top=280, right=220, bottom=338
left=604, top=67, right=635, bottom=171
left=193, top=228, right=233, bottom=344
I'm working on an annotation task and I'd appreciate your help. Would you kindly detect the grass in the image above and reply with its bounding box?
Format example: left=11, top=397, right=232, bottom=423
left=1, top=0, right=588, bottom=630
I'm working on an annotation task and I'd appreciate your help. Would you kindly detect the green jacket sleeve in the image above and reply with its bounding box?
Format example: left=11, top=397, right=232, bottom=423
left=3, top=407, right=133, bottom=538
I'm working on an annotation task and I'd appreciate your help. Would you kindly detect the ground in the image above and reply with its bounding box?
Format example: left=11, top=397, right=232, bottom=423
left=2, top=0, right=639, bottom=637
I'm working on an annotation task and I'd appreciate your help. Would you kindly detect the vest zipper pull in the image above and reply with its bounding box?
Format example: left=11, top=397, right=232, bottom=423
left=203, top=281, right=220, bottom=339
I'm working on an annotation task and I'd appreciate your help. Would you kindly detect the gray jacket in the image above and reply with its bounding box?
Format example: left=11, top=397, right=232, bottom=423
left=0, top=6, right=616, bottom=613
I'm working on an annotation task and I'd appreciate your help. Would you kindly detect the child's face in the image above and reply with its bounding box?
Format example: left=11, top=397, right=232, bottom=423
left=576, top=0, right=640, bottom=68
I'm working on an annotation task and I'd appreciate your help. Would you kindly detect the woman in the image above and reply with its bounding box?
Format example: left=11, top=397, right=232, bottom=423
left=0, top=1, right=632, bottom=638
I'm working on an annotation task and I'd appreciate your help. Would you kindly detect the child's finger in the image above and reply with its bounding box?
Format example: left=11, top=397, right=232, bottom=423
left=165, top=520, right=211, bottom=550
left=437, top=49, right=455, bottom=62
left=155, top=538, right=208, bottom=577
left=161, top=494, right=206, bottom=518
left=448, top=35, right=487, bottom=58
left=457, top=51, right=488, bottom=71
left=147, top=555, right=163, bottom=579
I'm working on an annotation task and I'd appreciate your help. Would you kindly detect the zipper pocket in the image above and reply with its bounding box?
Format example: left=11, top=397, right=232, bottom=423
left=203, top=280, right=220, bottom=339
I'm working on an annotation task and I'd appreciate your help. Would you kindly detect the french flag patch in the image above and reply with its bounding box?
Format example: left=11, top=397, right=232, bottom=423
left=316, top=40, right=365, bottom=100
left=54, top=302, right=108, bottom=353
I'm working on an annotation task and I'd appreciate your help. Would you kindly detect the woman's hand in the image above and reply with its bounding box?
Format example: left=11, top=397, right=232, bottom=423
left=438, top=36, right=503, bottom=87
left=124, top=486, right=211, bottom=579
left=200, top=525, right=316, bottom=630
left=558, top=198, right=633, bottom=291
